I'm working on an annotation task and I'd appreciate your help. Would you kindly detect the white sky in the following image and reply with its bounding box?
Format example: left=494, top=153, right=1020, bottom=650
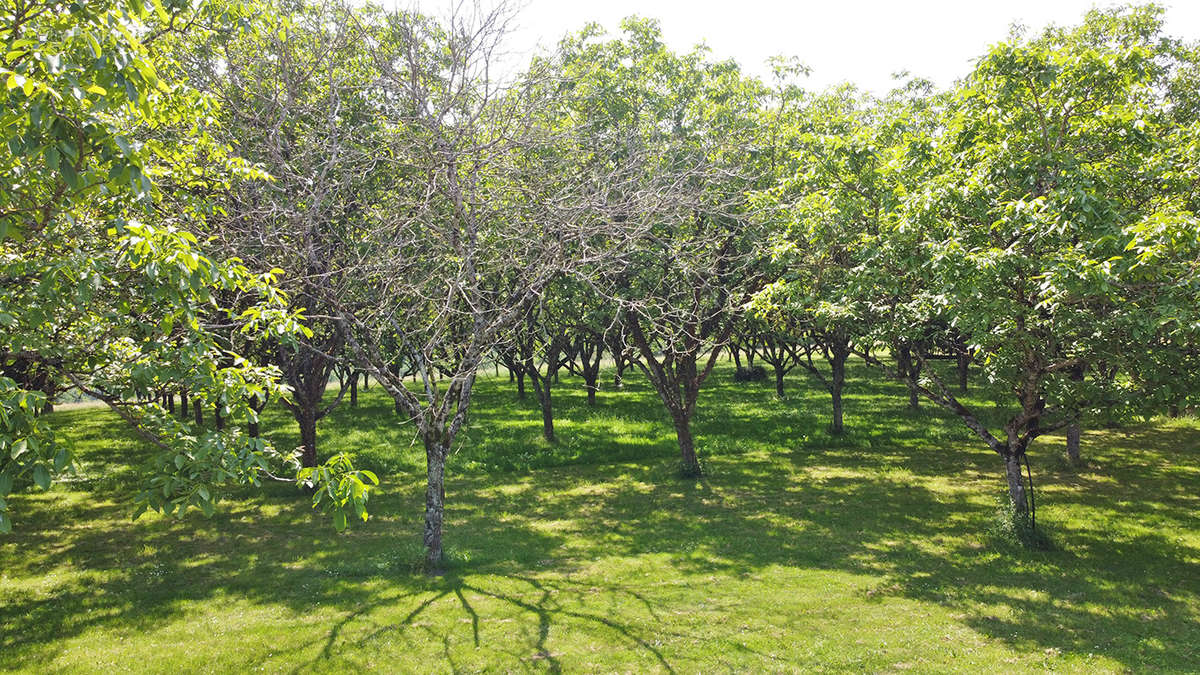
left=411, top=0, right=1200, bottom=93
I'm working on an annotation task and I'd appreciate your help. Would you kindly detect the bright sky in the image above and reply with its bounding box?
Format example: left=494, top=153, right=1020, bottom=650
left=411, top=0, right=1200, bottom=93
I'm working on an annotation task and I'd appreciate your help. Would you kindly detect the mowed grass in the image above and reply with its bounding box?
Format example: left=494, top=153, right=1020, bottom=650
left=2, top=360, right=1198, bottom=673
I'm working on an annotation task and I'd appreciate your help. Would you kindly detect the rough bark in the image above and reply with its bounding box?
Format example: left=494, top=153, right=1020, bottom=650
left=1004, top=450, right=1029, bottom=514
left=1066, top=424, right=1081, bottom=463
left=673, top=414, right=700, bottom=476
left=585, top=375, right=598, bottom=405
left=957, top=351, right=970, bottom=394
left=424, top=440, right=447, bottom=568
left=298, top=409, right=318, bottom=468
left=830, top=347, right=847, bottom=435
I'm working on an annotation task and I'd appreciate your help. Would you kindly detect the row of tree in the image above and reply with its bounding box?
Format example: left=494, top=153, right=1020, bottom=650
left=2, top=0, right=1198, bottom=566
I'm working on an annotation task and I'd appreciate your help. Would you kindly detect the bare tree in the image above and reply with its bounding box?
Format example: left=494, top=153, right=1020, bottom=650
left=318, top=5, right=644, bottom=567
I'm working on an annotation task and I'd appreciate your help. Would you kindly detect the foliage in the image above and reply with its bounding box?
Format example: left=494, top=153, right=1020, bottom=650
left=0, top=0, right=373, bottom=533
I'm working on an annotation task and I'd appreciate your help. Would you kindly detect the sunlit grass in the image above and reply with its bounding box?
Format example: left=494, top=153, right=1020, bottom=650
left=2, top=360, right=1197, bottom=672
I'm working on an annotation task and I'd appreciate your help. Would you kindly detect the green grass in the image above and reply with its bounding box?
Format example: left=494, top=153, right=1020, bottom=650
left=2, top=360, right=1198, bottom=672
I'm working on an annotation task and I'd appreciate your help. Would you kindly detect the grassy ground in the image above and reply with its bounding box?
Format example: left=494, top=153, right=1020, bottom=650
left=1, top=361, right=1198, bottom=673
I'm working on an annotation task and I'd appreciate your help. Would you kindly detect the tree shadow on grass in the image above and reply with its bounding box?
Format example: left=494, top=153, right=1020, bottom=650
left=8, top=363, right=1198, bottom=671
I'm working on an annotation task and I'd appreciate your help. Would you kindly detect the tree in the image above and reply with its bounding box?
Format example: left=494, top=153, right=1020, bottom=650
left=752, top=83, right=920, bottom=434
left=860, top=6, right=1200, bottom=515
left=0, top=0, right=375, bottom=534
left=178, top=0, right=379, bottom=468
left=317, top=4, right=625, bottom=566
left=559, top=18, right=771, bottom=477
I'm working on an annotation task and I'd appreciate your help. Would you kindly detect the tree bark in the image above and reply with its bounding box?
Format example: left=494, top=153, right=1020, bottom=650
left=350, top=374, right=358, bottom=407
left=214, top=405, right=224, bottom=431
left=774, top=365, right=786, bottom=398
left=585, top=374, right=598, bottom=405
left=424, top=441, right=447, bottom=569
left=907, top=357, right=921, bottom=409
left=1004, top=450, right=1029, bottom=514
left=515, top=370, right=526, bottom=399
left=673, top=414, right=700, bottom=476
left=1065, top=364, right=1083, bottom=462
left=180, top=390, right=189, bottom=418
left=957, top=351, right=970, bottom=393
left=1066, top=423, right=1081, bottom=463
left=193, top=398, right=203, bottom=426
left=298, top=409, right=318, bottom=468
left=831, top=364, right=845, bottom=435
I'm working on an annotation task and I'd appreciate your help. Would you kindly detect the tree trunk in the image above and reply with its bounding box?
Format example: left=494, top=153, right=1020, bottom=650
left=214, top=405, right=224, bottom=431
left=298, top=410, right=318, bottom=468
left=194, top=398, right=203, bottom=426
left=180, top=390, right=189, bottom=418
left=732, top=347, right=742, bottom=370
left=614, top=359, right=625, bottom=388
left=830, top=352, right=846, bottom=434
left=1065, top=365, right=1083, bottom=462
left=774, top=366, right=785, bottom=398
left=248, top=419, right=259, bottom=438
left=165, top=393, right=174, bottom=415
left=673, top=414, right=700, bottom=476
left=585, top=374, right=598, bottom=406
left=539, top=389, right=555, bottom=442
left=1066, top=423, right=1081, bottom=463
left=424, top=441, right=447, bottom=569
left=516, top=371, right=526, bottom=399
left=957, top=351, right=970, bottom=393
left=1004, top=451, right=1029, bottom=514
left=907, top=357, right=921, bottom=409
left=350, top=375, right=358, bottom=407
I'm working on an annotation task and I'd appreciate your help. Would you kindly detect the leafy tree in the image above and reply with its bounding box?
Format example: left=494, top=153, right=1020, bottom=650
left=860, top=6, right=1200, bottom=514
left=0, top=0, right=375, bottom=533
left=559, top=18, right=771, bottom=476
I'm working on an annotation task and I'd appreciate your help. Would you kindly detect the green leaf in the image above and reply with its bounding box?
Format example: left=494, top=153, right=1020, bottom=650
left=32, top=465, right=50, bottom=490
left=0, top=473, right=12, bottom=496
left=59, top=160, right=79, bottom=188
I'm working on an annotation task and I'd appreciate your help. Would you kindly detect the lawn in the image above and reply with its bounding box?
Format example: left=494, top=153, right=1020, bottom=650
left=2, top=361, right=1198, bottom=673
